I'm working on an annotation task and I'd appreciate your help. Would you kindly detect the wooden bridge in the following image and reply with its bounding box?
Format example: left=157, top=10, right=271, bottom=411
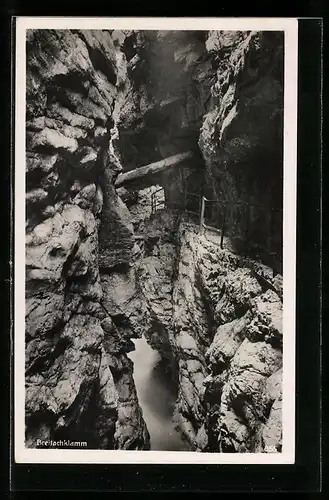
left=115, top=151, right=194, bottom=189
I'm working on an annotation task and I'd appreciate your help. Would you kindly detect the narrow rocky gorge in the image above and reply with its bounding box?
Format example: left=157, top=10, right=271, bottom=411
left=134, top=209, right=282, bottom=452
left=25, top=28, right=283, bottom=452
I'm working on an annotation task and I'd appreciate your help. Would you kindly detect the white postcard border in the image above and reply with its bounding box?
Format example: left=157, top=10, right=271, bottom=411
left=14, top=17, right=298, bottom=465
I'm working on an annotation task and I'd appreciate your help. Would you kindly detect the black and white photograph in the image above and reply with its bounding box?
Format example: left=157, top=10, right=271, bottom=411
left=14, top=17, right=298, bottom=464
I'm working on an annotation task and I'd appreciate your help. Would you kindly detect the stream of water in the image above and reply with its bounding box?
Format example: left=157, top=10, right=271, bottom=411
left=128, top=336, right=190, bottom=451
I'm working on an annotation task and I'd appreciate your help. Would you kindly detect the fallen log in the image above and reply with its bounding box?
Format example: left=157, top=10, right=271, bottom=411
left=115, top=151, right=194, bottom=189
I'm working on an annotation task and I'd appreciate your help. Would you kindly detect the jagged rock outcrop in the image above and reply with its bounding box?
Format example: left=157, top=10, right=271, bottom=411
left=25, top=27, right=284, bottom=454
left=138, top=222, right=178, bottom=369
left=115, top=30, right=283, bottom=271
left=199, top=31, right=284, bottom=269
left=25, top=28, right=149, bottom=450
left=115, top=30, right=212, bottom=210
left=136, top=211, right=283, bottom=452
left=130, top=30, right=284, bottom=453
left=118, top=184, right=165, bottom=236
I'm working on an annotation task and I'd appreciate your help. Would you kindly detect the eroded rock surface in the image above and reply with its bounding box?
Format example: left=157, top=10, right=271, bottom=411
left=25, top=29, right=149, bottom=450
left=199, top=31, right=284, bottom=268
left=25, top=28, right=283, bottom=453
left=136, top=211, right=283, bottom=452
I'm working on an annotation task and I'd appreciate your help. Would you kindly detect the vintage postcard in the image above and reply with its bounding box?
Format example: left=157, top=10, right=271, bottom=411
left=14, top=17, right=298, bottom=464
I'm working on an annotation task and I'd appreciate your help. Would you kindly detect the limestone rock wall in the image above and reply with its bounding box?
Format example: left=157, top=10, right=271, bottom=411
left=199, top=31, right=284, bottom=269
left=25, top=27, right=284, bottom=454
left=124, top=29, right=284, bottom=453
left=114, top=30, right=284, bottom=270
left=114, top=30, right=213, bottom=209
left=25, top=29, right=149, bottom=449
left=137, top=212, right=283, bottom=453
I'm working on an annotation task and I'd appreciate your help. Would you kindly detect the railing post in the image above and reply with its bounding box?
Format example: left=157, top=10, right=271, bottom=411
left=220, top=204, right=227, bottom=249
left=199, top=196, right=206, bottom=234
left=244, top=202, right=251, bottom=258
left=270, top=252, right=276, bottom=278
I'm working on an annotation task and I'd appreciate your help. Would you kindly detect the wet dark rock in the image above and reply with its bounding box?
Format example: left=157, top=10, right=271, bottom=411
left=25, top=29, right=149, bottom=450
left=199, top=31, right=284, bottom=263
left=25, top=27, right=283, bottom=453
left=135, top=212, right=282, bottom=452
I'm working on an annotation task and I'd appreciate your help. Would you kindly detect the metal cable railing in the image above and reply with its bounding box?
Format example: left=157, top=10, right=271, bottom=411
left=150, top=189, right=283, bottom=275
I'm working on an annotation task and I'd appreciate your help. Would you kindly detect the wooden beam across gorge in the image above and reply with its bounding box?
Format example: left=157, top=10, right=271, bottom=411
left=114, top=151, right=194, bottom=189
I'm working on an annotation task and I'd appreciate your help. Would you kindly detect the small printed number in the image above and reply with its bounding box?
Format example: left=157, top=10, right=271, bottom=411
left=264, top=445, right=278, bottom=453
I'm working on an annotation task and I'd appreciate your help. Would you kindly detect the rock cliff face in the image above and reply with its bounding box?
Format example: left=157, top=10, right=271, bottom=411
left=135, top=211, right=282, bottom=452
left=115, top=29, right=284, bottom=452
left=115, top=30, right=284, bottom=264
left=115, top=30, right=213, bottom=209
left=25, top=29, right=149, bottom=449
left=199, top=31, right=284, bottom=269
left=25, top=28, right=283, bottom=453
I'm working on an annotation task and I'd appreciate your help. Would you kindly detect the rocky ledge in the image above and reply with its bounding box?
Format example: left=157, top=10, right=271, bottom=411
left=136, top=211, right=282, bottom=452
left=25, top=29, right=149, bottom=449
left=25, top=28, right=283, bottom=453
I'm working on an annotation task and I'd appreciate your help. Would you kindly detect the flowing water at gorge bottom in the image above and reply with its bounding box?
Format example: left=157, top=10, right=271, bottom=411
left=128, top=336, right=190, bottom=451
